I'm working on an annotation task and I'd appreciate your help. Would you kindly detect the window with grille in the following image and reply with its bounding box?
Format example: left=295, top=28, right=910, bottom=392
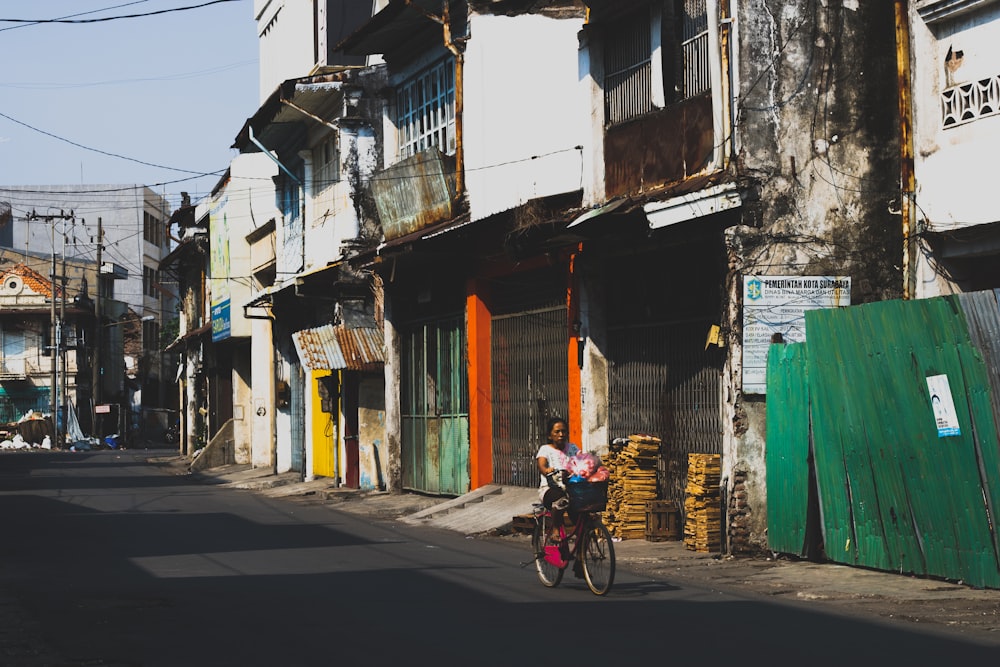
left=277, top=165, right=303, bottom=222
left=396, top=59, right=456, bottom=159
left=314, top=135, right=339, bottom=191
left=0, top=202, right=11, bottom=248
left=142, top=319, right=160, bottom=353
left=143, top=266, right=160, bottom=300
left=604, top=0, right=710, bottom=126
left=143, top=211, right=162, bottom=246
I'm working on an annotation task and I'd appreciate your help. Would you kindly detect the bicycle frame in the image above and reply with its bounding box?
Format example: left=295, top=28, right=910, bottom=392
left=541, top=509, right=590, bottom=568
left=530, top=503, right=616, bottom=595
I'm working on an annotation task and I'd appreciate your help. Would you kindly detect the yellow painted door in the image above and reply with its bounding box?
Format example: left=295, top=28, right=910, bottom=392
left=311, top=370, right=339, bottom=479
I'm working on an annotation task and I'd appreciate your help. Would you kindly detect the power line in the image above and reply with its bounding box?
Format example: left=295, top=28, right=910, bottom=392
left=0, top=110, right=226, bottom=176
left=0, top=1, right=241, bottom=25
left=0, top=1, right=151, bottom=33
left=0, top=60, right=256, bottom=90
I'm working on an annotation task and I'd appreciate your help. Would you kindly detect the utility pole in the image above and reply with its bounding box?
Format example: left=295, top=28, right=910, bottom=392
left=29, top=209, right=73, bottom=448
left=60, top=250, right=68, bottom=445
left=50, top=235, right=57, bottom=445
left=93, top=217, right=103, bottom=438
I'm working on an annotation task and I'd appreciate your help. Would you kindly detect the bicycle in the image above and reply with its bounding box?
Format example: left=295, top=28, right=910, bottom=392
left=530, top=483, right=616, bottom=595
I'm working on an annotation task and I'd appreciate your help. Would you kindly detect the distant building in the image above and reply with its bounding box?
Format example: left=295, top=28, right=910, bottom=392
left=0, top=185, right=177, bottom=433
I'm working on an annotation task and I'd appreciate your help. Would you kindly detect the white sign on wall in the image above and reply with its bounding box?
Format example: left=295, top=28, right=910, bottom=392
left=926, top=374, right=961, bottom=437
left=742, top=276, right=851, bottom=394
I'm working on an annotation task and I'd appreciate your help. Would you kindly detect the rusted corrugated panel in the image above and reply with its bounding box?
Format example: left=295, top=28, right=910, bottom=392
left=293, top=324, right=384, bottom=372
left=335, top=325, right=385, bottom=371
left=293, top=325, right=343, bottom=371
left=604, top=94, right=713, bottom=199
left=372, top=148, right=457, bottom=240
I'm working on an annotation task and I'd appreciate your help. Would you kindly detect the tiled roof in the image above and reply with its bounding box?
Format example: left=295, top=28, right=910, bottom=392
left=1, top=264, right=60, bottom=298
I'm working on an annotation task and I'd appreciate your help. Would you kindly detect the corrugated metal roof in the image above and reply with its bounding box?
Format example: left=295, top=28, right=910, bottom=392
left=233, top=71, right=356, bottom=153
left=293, top=324, right=385, bottom=372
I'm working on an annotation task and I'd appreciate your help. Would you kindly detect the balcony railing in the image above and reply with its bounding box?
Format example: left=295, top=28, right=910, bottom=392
left=0, top=356, right=79, bottom=381
left=0, top=358, right=27, bottom=380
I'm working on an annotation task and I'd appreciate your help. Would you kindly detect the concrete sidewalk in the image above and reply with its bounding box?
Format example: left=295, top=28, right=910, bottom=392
left=159, top=456, right=1000, bottom=644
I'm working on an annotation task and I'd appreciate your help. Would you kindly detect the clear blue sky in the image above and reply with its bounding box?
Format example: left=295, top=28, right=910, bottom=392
left=0, top=0, right=259, bottom=211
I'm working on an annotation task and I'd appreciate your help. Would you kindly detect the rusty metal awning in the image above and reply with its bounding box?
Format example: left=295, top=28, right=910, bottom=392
left=243, top=282, right=293, bottom=310
left=292, top=324, right=385, bottom=372
left=336, top=0, right=443, bottom=56
left=233, top=72, right=357, bottom=152
left=164, top=323, right=212, bottom=353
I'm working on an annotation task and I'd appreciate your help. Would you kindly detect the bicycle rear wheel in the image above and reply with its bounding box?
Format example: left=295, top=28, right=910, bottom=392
left=532, top=513, right=564, bottom=587
left=581, top=519, right=615, bottom=595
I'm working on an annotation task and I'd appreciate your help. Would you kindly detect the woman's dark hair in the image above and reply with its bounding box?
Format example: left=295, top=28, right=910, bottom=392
left=545, top=416, right=568, bottom=436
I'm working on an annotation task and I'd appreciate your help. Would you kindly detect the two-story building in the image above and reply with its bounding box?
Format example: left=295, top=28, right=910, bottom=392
left=333, top=0, right=906, bottom=554
left=170, top=1, right=388, bottom=485
left=908, top=0, right=1000, bottom=296
left=0, top=261, right=132, bottom=443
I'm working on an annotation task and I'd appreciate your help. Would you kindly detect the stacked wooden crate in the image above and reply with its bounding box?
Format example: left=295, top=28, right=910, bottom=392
left=684, top=453, right=722, bottom=552
left=604, top=435, right=661, bottom=539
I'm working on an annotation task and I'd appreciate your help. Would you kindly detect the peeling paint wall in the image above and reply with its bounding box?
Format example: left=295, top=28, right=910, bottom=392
left=725, top=1, right=904, bottom=552
left=358, top=375, right=387, bottom=491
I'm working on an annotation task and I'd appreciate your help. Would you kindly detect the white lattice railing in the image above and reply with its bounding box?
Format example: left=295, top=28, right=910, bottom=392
left=0, top=356, right=78, bottom=379
left=942, top=74, right=1000, bottom=127
left=0, top=358, right=27, bottom=378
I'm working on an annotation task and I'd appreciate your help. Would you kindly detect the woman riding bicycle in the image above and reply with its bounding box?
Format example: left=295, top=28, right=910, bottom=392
left=531, top=416, right=615, bottom=593
left=536, top=417, right=578, bottom=542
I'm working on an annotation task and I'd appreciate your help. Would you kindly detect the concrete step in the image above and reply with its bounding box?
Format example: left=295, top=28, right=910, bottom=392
left=403, top=485, right=539, bottom=535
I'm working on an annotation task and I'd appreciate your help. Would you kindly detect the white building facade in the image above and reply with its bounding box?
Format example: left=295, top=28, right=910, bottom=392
left=910, top=0, right=1000, bottom=297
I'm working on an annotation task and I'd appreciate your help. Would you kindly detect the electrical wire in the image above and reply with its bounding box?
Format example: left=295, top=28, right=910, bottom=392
left=0, top=1, right=151, bottom=33
left=0, top=60, right=256, bottom=90
left=0, top=1, right=241, bottom=25
left=0, top=110, right=226, bottom=176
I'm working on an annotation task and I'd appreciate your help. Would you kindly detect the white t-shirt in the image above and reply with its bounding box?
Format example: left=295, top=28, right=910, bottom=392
left=536, top=442, right=580, bottom=501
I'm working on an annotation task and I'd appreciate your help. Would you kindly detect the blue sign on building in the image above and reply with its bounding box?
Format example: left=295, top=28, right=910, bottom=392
left=211, top=299, right=231, bottom=342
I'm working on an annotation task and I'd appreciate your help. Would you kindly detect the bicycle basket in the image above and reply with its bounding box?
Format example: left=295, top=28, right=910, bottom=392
left=567, top=480, right=608, bottom=512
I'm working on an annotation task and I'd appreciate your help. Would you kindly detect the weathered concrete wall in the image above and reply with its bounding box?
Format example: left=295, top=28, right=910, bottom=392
left=232, top=349, right=252, bottom=465
left=382, top=298, right=403, bottom=493
left=250, top=317, right=275, bottom=470
left=190, top=418, right=235, bottom=472
left=725, top=1, right=904, bottom=553
left=358, top=375, right=387, bottom=491
left=579, top=257, right=609, bottom=457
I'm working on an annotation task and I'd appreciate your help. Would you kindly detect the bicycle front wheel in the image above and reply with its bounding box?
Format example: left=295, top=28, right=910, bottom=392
left=581, top=519, right=615, bottom=595
left=531, top=513, right=564, bottom=588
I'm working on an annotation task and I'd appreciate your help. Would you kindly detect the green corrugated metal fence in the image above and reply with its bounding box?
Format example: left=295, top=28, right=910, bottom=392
left=766, top=291, right=1000, bottom=588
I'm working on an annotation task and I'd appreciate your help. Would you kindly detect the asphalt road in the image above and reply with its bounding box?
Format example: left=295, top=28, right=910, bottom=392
left=1, top=449, right=998, bottom=666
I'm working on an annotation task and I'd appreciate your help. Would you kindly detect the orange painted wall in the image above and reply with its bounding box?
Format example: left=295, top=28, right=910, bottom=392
left=467, top=281, right=492, bottom=488
left=567, top=249, right=582, bottom=446
left=466, top=248, right=584, bottom=488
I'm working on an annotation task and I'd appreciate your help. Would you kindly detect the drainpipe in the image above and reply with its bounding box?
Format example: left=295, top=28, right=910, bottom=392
left=248, top=126, right=302, bottom=187
left=299, top=149, right=313, bottom=268
left=895, top=0, right=916, bottom=300
left=405, top=0, right=465, bottom=196
left=247, top=125, right=307, bottom=272
left=718, top=0, right=736, bottom=169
